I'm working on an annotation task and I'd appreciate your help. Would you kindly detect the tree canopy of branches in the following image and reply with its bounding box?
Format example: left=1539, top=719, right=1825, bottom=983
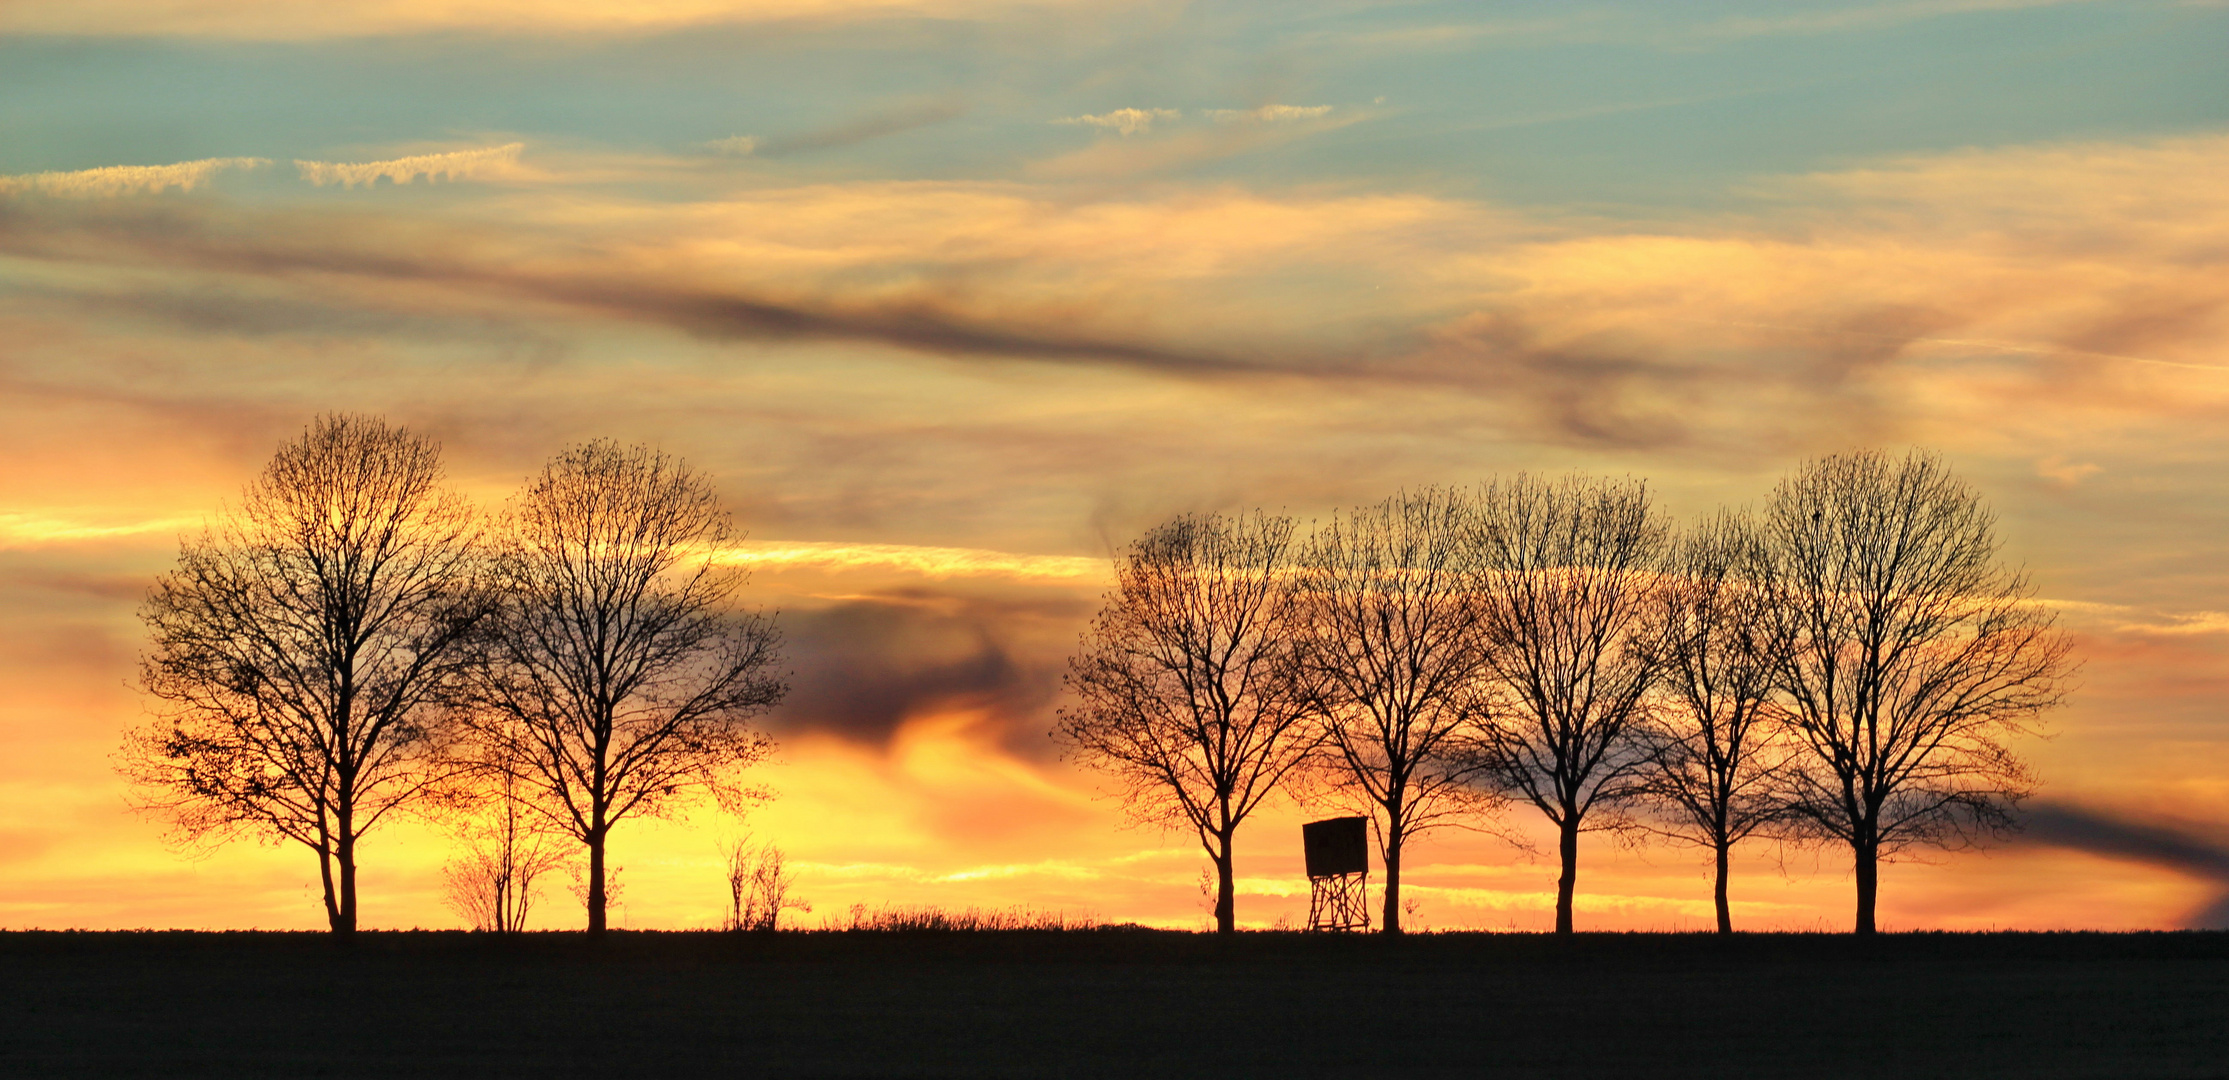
left=1295, top=489, right=1497, bottom=934
left=465, top=440, right=785, bottom=935
left=1759, top=449, right=2074, bottom=934
left=1471, top=474, right=1667, bottom=935
left=1631, top=511, right=1791, bottom=933
left=125, top=414, right=485, bottom=935
left=1056, top=511, right=1318, bottom=934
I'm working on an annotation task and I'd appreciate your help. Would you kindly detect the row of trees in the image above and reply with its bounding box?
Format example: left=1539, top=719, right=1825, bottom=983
left=1056, top=452, right=2074, bottom=935
left=125, top=415, right=786, bottom=935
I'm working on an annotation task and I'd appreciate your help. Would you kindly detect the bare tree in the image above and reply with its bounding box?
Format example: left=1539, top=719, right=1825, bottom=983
left=1758, top=449, right=2074, bottom=934
left=1056, top=511, right=1318, bottom=934
left=465, top=440, right=786, bottom=935
left=443, top=766, right=570, bottom=933
left=1471, top=474, right=1667, bottom=935
left=124, top=414, right=485, bottom=935
left=1630, top=510, right=1792, bottom=934
left=722, top=836, right=809, bottom=932
left=1294, top=489, right=1497, bottom=934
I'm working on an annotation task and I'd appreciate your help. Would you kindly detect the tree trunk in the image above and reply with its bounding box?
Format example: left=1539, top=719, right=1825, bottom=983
left=1213, top=842, right=1236, bottom=935
left=316, top=836, right=343, bottom=935
left=1853, top=833, right=1879, bottom=936
left=587, top=830, right=608, bottom=936
left=1380, top=829, right=1403, bottom=935
left=335, top=822, right=358, bottom=936
left=1554, top=815, right=1579, bottom=935
left=1714, top=840, right=1732, bottom=934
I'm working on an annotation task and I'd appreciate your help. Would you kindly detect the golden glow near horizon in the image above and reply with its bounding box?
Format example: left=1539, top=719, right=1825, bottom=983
left=717, top=540, right=1108, bottom=582
left=2, top=0, right=2226, bottom=932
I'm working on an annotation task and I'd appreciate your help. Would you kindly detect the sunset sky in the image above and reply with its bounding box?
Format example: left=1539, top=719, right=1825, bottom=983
left=3, top=0, right=2227, bottom=932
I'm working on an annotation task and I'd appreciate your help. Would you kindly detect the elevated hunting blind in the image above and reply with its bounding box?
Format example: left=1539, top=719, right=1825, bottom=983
left=1301, top=816, right=1370, bottom=931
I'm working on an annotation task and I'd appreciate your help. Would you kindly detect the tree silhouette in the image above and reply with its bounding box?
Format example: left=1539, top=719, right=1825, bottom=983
left=443, top=766, right=570, bottom=933
left=1056, top=511, right=1318, bottom=934
left=124, top=414, right=486, bottom=935
left=1758, top=449, right=2074, bottom=934
left=1631, top=510, right=1793, bottom=933
left=1470, top=474, right=1667, bottom=935
left=463, top=440, right=785, bottom=935
left=722, top=836, right=809, bottom=932
left=1294, top=489, right=1498, bottom=934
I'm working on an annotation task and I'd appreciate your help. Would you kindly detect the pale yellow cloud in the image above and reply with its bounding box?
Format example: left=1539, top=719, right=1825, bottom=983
left=0, top=158, right=269, bottom=199
left=1704, top=0, right=2101, bottom=38
left=0, top=513, right=199, bottom=549
left=1053, top=107, right=1181, bottom=136
left=718, top=539, right=1108, bottom=581
left=295, top=143, right=527, bottom=189
left=0, top=0, right=1090, bottom=38
left=1203, top=104, right=1335, bottom=123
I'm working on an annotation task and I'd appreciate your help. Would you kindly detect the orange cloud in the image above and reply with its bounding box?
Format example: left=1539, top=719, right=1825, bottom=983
left=719, top=540, right=1106, bottom=581
left=16, top=132, right=2225, bottom=458
left=6, top=130, right=2229, bottom=932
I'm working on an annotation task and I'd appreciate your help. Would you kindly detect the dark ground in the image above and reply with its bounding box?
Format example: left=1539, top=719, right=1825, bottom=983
left=2, top=930, right=2226, bottom=1078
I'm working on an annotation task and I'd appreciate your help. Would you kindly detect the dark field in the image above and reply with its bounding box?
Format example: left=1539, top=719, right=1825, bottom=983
left=3, top=930, right=2226, bottom=1078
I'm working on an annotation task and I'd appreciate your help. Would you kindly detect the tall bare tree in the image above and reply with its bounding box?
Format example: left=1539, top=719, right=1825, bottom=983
left=1056, top=511, right=1318, bottom=934
left=124, top=414, right=485, bottom=935
left=1759, top=449, right=2073, bottom=934
left=1631, top=510, right=1792, bottom=934
left=1294, top=489, right=1497, bottom=934
left=1471, top=474, right=1667, bottom=935
left=466, top=440, right=785, bottom=935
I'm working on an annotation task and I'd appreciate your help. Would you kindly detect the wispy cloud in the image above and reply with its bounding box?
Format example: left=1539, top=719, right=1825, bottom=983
left=2043, top=599, right=2229, bottom=637
left=1053, top=108, right=1180, bottom=136
left=1204, top=104, right=1335, bottom=123
left=294, top=143, right=526, bottom=188
left=705, top=135, right=761, bottom=156
left=0, top=0, right=1087, bottom=39
left=0, top=158, right=269, bottom=199
left=754, top=100, right=968, bottom=156
left=0, top=193, right=1262, bottom=372
left=0, top=513, right=199, bottom=549
left=719, top=539, right=1106, bottom=581
left=1029, top=106, right=1364, bottom=179
left=8, top=132, right=2227, bottom=456
left=1702, top=0, right=2101, bottom=38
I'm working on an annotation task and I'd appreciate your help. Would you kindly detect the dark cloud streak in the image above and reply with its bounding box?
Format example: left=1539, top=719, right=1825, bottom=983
left=2021, top=802, right=2229, bottom=929
left=0, top=199, right=1260, bottom=375
left=769, top=591, right=1083, bottom=759
left=756, top=98, right=970, bottom=156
